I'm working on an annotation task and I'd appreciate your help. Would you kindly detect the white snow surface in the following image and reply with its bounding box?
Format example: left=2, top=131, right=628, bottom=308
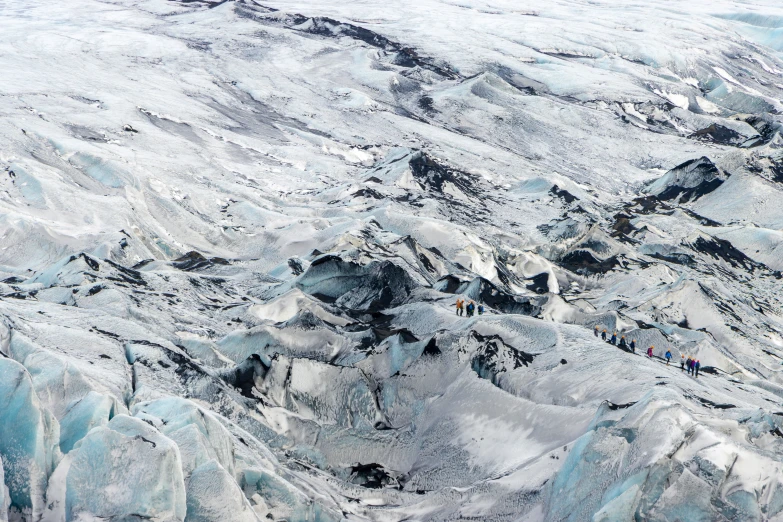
left=3, top=0, right=783, bottom=520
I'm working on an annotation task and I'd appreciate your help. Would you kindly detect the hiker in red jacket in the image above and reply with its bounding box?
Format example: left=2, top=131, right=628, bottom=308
left=647, top=346, right=653, bottom=358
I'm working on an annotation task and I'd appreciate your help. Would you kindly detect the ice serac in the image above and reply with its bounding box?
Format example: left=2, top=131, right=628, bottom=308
left=50, top=414, right=186, bottom=522
left=8, top=332, right=122, bottom=455
left=185, top=460, right=260, bottom=522
left=132, top=397, right=235, bottom=478
left=644, top=157, right=728, bottom=204
left=0, top=358, right=60, bottom=521
left=0, top=320, right=10, bottom=357
left=545, top=389, right=783, bottom=521
left=296, top=257, right=418, bottom=311
left=260, top=354, right=384, bottom=429
left=58, top=391, right=118, bottom=454
left=240, top=468, right=342, bottom=522
left=0, top=455, right=8, bottom=522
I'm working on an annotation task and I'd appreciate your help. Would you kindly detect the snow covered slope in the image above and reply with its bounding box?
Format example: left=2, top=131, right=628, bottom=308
left=3, top=0, right=783, bottom=520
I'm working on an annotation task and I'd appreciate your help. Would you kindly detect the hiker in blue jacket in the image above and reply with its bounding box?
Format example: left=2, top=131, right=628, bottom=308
left=610, top=332, right=617, bottom=345
left=665, top=350, right=672, bottom=365
left=478, top=304, right=485, bottom=315
left=695, top=359, right=701, bottom=378
left=629, top=339, right=636, bottom=353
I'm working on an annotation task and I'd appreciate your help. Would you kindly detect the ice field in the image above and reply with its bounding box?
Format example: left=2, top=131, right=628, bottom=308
left=3, top=0, right=783, bottom=520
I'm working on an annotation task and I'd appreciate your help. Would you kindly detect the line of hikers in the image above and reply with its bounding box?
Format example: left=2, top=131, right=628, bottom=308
left=594, top=327, right=636, bottom=352
left=455, top=298, right=484, bottom=317
left=682, top=355, right=701, bottom=377
left=594, top=326, right=702, bottom=377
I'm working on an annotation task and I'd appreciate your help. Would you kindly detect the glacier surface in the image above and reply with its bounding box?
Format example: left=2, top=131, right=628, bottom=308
left=3, top=0, right=783, bottom=520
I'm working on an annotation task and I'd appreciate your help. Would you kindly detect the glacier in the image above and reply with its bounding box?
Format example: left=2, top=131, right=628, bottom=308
left=3, top=0, right=783, bottom=520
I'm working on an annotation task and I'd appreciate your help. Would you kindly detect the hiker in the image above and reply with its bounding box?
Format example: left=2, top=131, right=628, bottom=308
left=478, top=304, right=485, bottom=316
left=630, top=339, right=636, bottom=353
left=594, top=326, right=600, bottom=337
left=610, top=332, right=617, bottom=345
left=619, top=336, right=627, bottom=348
left=601, top=329, right=607, bottom=341
left=466, top=301, right=475, bottom=317
left=456, top=298, right=464, bottom=316
left=665, top=350, right=672, bottom=365
left=687, top=357, right=694, bottom=375
left=680, top=355, right=686, bottom=371
left=647, top=345, right=653, bottom=358
left=695, top=360, right=701, bottom=378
